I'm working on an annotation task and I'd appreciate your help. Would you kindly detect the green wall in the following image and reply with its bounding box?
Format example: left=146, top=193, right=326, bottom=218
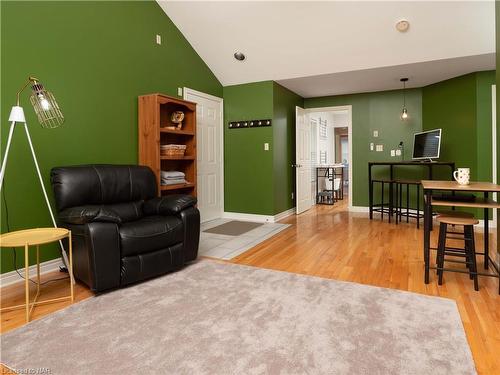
left=223, top=81, right=275, bottom=215
left=273, top=83, right=304, bottom=214
left=422, top=74, right=477, bottom=179
left=304, top=89, right=423, bottom=207
left=476, top=71, right=496, bottom=183
left=223, top=81, right=303, bottom=216
left=422, top=71, right=495, bottom=218
left=422, top=72, right=495, bottom=181
left=0, top=1, right=222, bottom=273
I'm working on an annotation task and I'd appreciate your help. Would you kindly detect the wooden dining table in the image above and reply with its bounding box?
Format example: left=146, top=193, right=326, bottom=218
left=422, top=180, right=500, bottom=293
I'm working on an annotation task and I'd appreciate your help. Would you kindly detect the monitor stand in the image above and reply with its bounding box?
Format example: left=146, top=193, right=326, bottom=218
left=411, top=158, right=437, bottom=163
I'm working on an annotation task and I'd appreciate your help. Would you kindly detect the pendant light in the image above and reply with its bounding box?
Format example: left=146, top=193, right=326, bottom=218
left=400, top=78, right=409, bottom=121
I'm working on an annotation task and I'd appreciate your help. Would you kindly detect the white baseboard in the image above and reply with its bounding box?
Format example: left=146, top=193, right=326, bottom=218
left=223, top=207, right=297, bottom=223
left=360, top=206, right=497, bottom=229
left=274, top=207, right=296, bottom=222
left=349, top=206, right=369, bottom=213
left=223, top=211, right=276, bottom=223
left=0, top=257, right=63, bottom=288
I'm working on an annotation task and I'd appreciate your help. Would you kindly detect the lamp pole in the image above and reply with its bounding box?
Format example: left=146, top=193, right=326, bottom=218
left=0, top=78, right=73, bottom=283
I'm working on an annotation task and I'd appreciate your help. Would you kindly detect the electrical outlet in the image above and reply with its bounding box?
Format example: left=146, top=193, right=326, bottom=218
left=264, top=143, right=269, bottom=151
left=177, top=87, right=183, bottom=96
left=156, top=34, right=162, bottom=45
left=376, top=144, right=383, bottom=152
left=391, top=150, right=396, bottom=157
left=370, top=142, right=374, bottom=151
left=396, top=149, right=402, bottom=156
left=373, top=130, right=379, bottom=137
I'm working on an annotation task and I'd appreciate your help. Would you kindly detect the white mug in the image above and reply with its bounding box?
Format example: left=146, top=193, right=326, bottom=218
left=453, top=168, right=470, bottom=185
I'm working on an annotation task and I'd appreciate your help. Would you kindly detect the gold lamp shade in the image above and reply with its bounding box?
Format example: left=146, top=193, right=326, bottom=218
left=29, top=81, right=64, bottom=128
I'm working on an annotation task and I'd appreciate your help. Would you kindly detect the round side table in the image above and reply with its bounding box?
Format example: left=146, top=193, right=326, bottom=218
left=0, top=228, right=74, bottom=322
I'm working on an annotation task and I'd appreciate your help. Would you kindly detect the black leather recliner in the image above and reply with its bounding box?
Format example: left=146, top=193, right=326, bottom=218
left=50, top=164, right=200, bottom=293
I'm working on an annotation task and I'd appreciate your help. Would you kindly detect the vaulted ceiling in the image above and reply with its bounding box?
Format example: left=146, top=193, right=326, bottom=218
left=158, top=1, right=495, bottom=97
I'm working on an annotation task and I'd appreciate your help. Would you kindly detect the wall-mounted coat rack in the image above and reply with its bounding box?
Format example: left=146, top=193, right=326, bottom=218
left=228, top=119, right=272, bottom=129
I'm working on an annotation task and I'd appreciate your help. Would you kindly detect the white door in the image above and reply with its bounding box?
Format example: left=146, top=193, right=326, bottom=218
left=184, top=88, right=223, bottom=222
left=295, top=106, right=312, bottom=214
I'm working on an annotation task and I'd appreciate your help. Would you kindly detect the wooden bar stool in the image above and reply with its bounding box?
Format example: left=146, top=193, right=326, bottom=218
left=371, top=179, right=394, bottom=222
left=435, top=210, right=474, bottom=219
left=434, top=211, right=474, bottom=272
left=436, top=215, right=479, bottom=291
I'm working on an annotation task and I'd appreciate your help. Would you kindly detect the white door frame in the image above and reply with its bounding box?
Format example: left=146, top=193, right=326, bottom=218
left=304, top=105, right=353, bottom=209
left=183, top=87, right=224, bottom=221
left=295, top=106, right=312, bottom=214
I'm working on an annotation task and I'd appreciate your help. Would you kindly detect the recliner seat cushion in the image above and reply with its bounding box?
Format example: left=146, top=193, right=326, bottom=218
left=119, top=215, right=183, bottom=257
left=106, top=201, right=143, bottom=222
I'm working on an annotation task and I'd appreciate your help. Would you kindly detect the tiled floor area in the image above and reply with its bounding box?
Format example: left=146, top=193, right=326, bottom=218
left=199, top=218, right=291, bottom=260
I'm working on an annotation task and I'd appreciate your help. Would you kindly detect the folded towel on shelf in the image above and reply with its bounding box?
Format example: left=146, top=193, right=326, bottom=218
left=161, top=178, right=188, bottom=186
left=161, top=171, right=185, bottom=179
left=162, top=177, right=186, bottom=182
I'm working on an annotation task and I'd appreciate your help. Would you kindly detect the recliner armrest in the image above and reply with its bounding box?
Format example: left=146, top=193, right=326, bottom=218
left=143, top=195, right=197, bottom=216
left=59, top=206, right=122, bottom=225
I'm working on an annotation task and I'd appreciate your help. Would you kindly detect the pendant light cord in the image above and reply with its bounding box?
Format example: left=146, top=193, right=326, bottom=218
left=403, top=81, right=406, bottom=107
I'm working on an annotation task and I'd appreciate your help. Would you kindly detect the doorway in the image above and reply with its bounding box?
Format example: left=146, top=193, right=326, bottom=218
left=334, top=126, right=349, bottom=192
left=183, top=88, right=224, bottom=222
left=295, top=105, right=353, bottom=214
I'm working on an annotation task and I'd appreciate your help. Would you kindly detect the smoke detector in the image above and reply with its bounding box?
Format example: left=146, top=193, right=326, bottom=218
left=396, top=19, right=410, bottom=32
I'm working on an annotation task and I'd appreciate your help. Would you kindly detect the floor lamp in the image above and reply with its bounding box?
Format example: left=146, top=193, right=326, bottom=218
left=0, top=76, right=73, bottom=283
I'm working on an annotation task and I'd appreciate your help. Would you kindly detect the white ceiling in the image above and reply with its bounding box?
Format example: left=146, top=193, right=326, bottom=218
left=278, top=53, right=495, bottom=97
left=158, top=1, right=495, bottom=97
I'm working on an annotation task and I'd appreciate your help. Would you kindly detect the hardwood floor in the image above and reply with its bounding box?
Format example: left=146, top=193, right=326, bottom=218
left=1, top=200, right=499, bottom=374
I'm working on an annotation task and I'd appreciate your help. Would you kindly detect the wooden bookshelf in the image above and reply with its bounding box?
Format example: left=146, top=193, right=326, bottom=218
left=160, top=182, right=196, bottom=191
left=160, top=155, right=195, bottom=161
left=160, top=128, right=195, bottom=136
left=138, top=93, right=197, bottom=197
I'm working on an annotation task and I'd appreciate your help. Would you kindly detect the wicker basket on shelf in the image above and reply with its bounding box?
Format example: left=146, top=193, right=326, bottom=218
left=160, top=144, right=187, bottom=157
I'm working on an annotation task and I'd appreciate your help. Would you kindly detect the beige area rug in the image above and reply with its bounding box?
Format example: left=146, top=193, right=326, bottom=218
left=1, top=261, right=476, bottom=375
left=203, top=220, right=263, bottom=236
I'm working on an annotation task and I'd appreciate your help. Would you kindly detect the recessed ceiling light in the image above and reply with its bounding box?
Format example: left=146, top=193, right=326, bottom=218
left=234, top=52, right=246, bottom=61
left=396, top=19, right=410, bottom=32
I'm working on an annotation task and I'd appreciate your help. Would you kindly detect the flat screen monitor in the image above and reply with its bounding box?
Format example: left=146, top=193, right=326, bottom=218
left=412, top=129, right=442, bottom=160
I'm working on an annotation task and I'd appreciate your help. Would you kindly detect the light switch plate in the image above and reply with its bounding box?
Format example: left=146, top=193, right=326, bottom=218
left=156, top=34, right=162, bottom=45
left=391, top=150, right=396, bottom=157
left=264, top=143, right=269, bottom=151
left=373, top=130, right=379, bottom=137
left=376, top=144, right=383, bottom=152
left=396, top=149, right=402, bottom=156
left=370, top=142, right=374, bottom=151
